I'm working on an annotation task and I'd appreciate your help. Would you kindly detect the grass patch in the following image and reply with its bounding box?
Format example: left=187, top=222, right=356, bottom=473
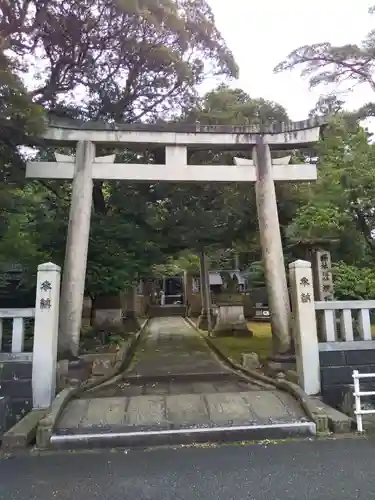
left=209, top=322, right=272, bottom=364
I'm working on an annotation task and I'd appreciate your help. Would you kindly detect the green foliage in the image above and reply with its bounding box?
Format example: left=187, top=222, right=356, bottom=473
left=160, top=85, right=290, bottom=258
left=0, top=55, right=45, bottom=145
left=284, top=118, right=375, bottom=263
left=333, top=262, right=375, bottom=300
left=0, top=0, right=238, bottom=297
left=152, top=251, right=200, bottom=278
left=244, top=261, right=266, bottom=288
left=5, top=0, right=375, bottom=306
left=286, top=204, right=346, bottom=244
left=189, top=84, right=288, bottom=125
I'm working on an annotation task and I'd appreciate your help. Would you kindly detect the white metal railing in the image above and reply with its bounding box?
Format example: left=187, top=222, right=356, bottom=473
left=315, top=300, right=375, bottom=342
left=0, top=308, right=35, bottom=353
left=353, top=370, right=375, bottom=432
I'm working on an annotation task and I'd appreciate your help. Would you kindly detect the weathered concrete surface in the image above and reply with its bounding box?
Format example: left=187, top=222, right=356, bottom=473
left=1, top=409, right=47, bottom=449
left=52, top=317, right=311, bottom=442
left=55, top=389, right=307, bottom=435
left=38, top=115, right=324, bottom=149
left=82, top=379, right=260, bottom=399
left=126, top=317, right=232, bottom=379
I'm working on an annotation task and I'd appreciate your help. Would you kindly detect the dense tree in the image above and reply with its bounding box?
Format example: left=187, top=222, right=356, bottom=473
left=152, top=251, right=200, bottom=278
left=156, top=85, right=291, bottom=264
left=0, top=0, right=238, bottom=299
left=284, top=115, right=375, bottom=298
left=286, top=119, right=375, bottom=259
left=274, top=10, right=375, bottom=294
left=0, top=42, right=45, bottom=285
left=274, top=5, right=375, bottom=118
left=187, top=84, right=288, bottom=126
left=4, top=0, right=237, bottom=120
left=7, top=0, right=375, bottom=306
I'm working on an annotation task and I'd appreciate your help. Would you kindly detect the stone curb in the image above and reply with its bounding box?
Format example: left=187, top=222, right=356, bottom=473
left=35, top=318, right=150, bottom=449
left=185, top=317, right=329, bottom=434
left=49, top=421, right=316, bottom=450
left=1, top=409, right=48, bottom=450
left=36, top=387, right=79, bottom=448
left=184, top=318, right=274, bottom=391
left=84, top=319, right=149, bottom=393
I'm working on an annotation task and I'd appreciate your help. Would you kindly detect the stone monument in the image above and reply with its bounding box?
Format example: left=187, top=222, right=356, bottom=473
left=312, top=249, right=334, bottom=301
left=212, top=272, right=252, bottom=337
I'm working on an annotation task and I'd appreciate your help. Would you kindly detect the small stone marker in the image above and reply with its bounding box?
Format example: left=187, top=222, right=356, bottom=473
left=289, top=260, right=320, bottom=396
left=241, top=352, right=260, bottom=371
left=32, top=262, right=61, bottom=409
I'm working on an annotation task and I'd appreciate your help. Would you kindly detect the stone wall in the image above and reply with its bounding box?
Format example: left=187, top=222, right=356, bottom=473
left=92, top=294, right=123, bottom=330
left=87, top=291, right=147, bottom=330
left=0, top=361, right=32, bottom=432
left=320, top=348, right=375, bottom=409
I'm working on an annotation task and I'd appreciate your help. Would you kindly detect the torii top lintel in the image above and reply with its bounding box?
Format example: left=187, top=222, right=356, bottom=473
left=40, top=115, right=327, bottom=150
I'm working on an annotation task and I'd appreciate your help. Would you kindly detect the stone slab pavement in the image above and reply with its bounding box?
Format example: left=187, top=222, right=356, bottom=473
left=81, top=378, right=261, bottom=399
left=125, top=316, right=233, bottom=379
left=54, top=317, right=311, bottom=437
left=56, top=389, right=308, bottom=435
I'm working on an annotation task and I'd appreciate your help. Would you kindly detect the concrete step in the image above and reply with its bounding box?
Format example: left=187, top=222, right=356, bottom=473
left=49, top=388, right=315, bottom=450
left=310, top=397, right=354, bottom=433
left=50, top=421, right=316, bottom=450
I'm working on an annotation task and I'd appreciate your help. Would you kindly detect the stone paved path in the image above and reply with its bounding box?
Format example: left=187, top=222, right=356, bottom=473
left=127, top=316, right=238, bottom=379
left=54, top=318, right=311, bottom=436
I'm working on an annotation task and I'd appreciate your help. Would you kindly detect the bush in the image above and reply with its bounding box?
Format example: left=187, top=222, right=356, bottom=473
left=333, top=262, right=375, bottom=300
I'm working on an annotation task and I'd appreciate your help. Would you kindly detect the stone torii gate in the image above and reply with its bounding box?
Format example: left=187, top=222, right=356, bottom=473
left=26, top=118, right=324, bottom=357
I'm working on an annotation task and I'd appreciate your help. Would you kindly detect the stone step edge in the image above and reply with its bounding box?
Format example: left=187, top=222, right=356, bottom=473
left=309, top=397, right=354, bottom=434
left=184, top=317, right=331, bottom=435
left=34, top=319, right=150, bottom=450
left=120, top=372, right=237, bottom=384
left=48, top=421, right=316, bottom=450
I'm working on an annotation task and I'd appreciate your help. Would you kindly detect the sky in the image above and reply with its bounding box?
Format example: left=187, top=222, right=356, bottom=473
left=206, top=0, right=375, bottom=121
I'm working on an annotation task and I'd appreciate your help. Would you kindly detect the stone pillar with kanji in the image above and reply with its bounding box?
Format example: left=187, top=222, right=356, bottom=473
left=312, top=249, right=334, bottom=301
left=312, top=249, right=335, bottom=340
left=32, top=262, right=61, bottom=409
left=289, top=260, right=320, bottom=396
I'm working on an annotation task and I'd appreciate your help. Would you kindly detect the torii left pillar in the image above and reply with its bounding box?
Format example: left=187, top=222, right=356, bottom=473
left=27, top=144, right=116, bottom=356
left=59, top=141, right=95, bottom=356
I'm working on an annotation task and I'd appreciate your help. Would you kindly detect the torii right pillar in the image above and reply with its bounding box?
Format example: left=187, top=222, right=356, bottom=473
left=250, top=130, right=323, bottom=362
left=253, top=137, right=291, bottom=358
